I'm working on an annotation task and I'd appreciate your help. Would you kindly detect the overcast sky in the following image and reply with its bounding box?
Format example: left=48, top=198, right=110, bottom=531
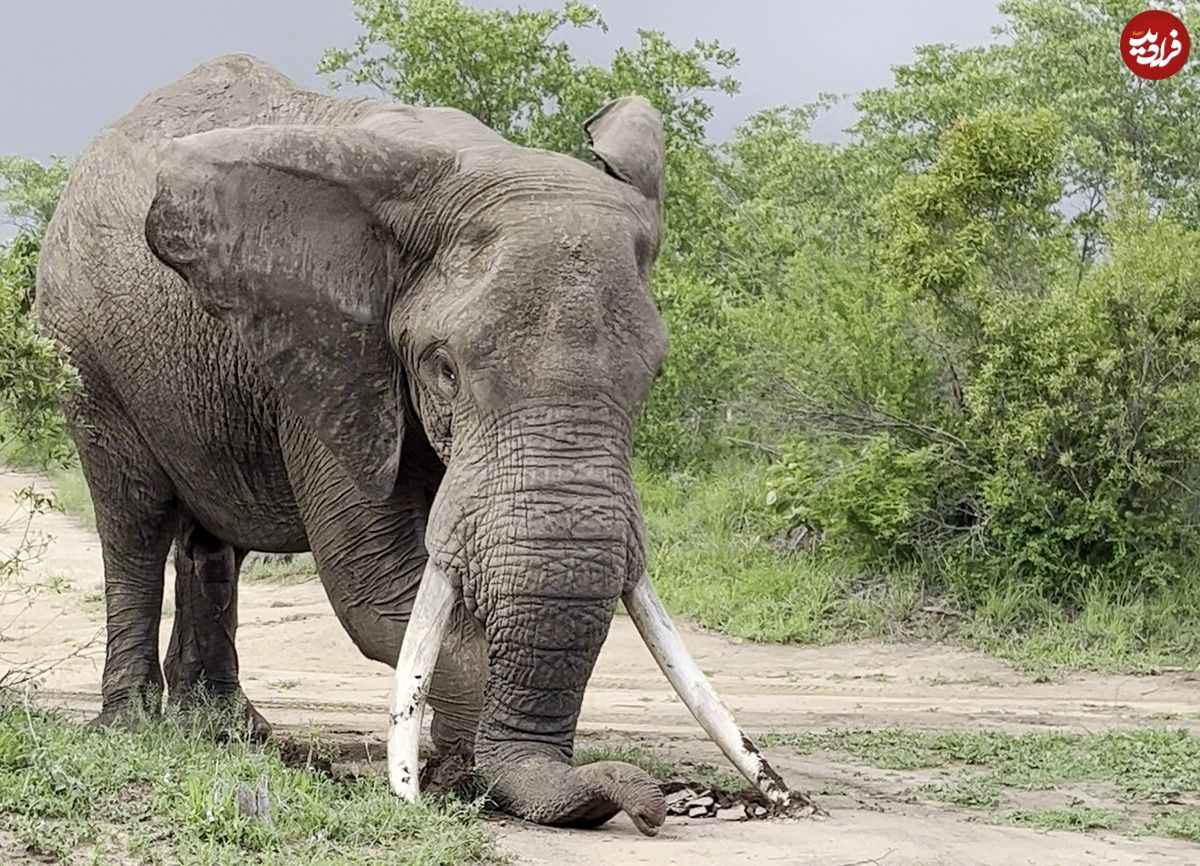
left=0, top=0, right=1004, bottom=163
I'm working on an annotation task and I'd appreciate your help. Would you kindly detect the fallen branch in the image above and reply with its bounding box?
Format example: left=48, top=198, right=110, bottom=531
left=833, top=850, right=896, bottom=866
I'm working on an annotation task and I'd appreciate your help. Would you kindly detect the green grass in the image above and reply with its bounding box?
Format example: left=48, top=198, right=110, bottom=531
left=923, top=673, right=1003, bottom=687
left=1005, top=806, right=1125, bottom=832
left=0, top=414, right=94, bottom=529
left=0, top=695, right=500, bottom=865
left=78, top=589, right=104, bottom=613
left=42, top=459, right=94, bottom=527
left=763, top=728, right=1200, bottom=841
left=573, top=745, right=676, bottom=780
left=957, top=579, right=1200, bottom=675
left=1144, top=809, right=1200, bottom=842
left=242, top=556, right=320, bottom=585
left=637, top=458, right=1200, bottom=673
left=638, top=459, right=931, bottom=645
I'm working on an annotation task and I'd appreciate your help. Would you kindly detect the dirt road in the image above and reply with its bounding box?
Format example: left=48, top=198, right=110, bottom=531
left=2, top=468, right=1198, bottom=865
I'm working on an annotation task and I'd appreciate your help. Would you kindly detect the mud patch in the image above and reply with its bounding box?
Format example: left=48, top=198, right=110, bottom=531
left=661, top=780, right=821, bottom=821
left=419, top=749, right=483, bottom=799
left=273, top=736, right=336, bottom=777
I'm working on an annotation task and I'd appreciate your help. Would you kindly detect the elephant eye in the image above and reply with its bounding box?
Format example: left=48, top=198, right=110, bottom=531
left=428, top=350, right=459, bottom=400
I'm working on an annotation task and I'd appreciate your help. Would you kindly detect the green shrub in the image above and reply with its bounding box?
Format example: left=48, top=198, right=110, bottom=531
left=766, top=437, right=966, bottom=563
left=637, top=261, right=744, bottom=470
left=962, top=200, right=1200, bottom=599
left=762, top=106, right=1200, bottom=611
left=0, top=232, right=76, bottom=465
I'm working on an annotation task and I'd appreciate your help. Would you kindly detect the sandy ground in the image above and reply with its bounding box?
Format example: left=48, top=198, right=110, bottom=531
left=2, top=467, right=1198, bottom=866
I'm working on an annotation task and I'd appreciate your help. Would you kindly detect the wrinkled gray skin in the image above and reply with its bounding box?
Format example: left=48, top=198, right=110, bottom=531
left=36, top=55, right=669, bottom=832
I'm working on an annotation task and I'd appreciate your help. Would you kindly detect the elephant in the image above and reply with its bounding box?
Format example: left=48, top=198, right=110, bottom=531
left=35, top=54, right=803, bottom=834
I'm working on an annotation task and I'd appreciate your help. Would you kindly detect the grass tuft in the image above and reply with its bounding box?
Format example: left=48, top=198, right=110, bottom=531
left=0, top=694, right=501, bottom=865
left=1004, top=806, right=1124, bottom=832
left=242, top=555, right=319, bottom=585
left=764, top=728, right=1200, bottom=841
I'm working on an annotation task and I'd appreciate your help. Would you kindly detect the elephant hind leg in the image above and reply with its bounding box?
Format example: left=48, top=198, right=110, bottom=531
left=68, top=381, right=178, bottom=728
left=164, top=518, right=270, bottom=741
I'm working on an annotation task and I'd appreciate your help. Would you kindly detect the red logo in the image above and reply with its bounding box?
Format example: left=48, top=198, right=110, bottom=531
left=1122, top=10, right=1189, bottom=79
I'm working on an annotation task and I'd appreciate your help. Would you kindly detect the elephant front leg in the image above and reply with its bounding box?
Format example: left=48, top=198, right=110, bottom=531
left=163, top=521, right=270, bottom=740
left=287, top=453, right=486, bottom=771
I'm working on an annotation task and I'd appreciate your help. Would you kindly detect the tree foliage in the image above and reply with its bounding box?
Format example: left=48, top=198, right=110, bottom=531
left=853, top=0, right=1200, bottom=256
left=751, top=0, right=1200, bottom=606
left=0, top=231, right=76, bottom=464
left=0, top=156, right=70, bottom=235
left=0, top=156, right=76, bottom=463
left=319, top=0, right=738, bottom=156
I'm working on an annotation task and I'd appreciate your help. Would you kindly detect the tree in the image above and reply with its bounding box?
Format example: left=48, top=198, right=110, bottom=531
left=0, top=156, right=70, bottom=236
left=879, top=109, right=1068, bottom=334
left=0, top=157, right=75, bottom=462
left=319, top=0, right=738, bottom=157
left=852, top=0, right=1200, bottom=260
left=0, top=231, right=76, bottom=464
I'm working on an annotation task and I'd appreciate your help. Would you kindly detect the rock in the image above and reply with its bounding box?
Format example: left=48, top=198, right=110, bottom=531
left=232, top=775, right=273, bottom=829
left=768, top=525, right=816, bottom=554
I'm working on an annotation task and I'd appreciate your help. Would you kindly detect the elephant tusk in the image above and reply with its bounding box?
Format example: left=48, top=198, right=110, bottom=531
left=623, top=574, right=822, bottom=814
left=388, top=559, right=455, bottom=801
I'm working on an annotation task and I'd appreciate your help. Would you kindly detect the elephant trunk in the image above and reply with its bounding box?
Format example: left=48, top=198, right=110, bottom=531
left=459, top=415, right=663, bottom=833
left=479, top=753, right=666, bottom=835
left=396, top=405, right=665, bottom=831
left=472, top=537, right=667, bottom=834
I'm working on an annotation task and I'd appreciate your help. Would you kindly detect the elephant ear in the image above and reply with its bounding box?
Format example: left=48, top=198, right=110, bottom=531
left=145, top=124, right=452, bottom=499
left=583, top=96, right=666, bottom=217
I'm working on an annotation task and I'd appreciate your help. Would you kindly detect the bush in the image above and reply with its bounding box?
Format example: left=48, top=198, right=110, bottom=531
left=636, top=261, right=744, bottom=470
left=963, top=200, right=1200, bottom=599
left=763, top=108, right=1200, bottom=611
left=0, top=231, right=76, bottom=465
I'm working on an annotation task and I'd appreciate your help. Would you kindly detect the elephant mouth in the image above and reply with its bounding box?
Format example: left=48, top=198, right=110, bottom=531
left=385, top=559, right=814, bottom=834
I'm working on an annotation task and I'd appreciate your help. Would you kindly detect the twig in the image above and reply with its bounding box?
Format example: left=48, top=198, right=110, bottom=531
left=2, top=626, right=102, bottom=689
left=920, top=605, right=964, bottom=619
left=833, top=850, right=896, bottom=866
left=22, top=690, right=40, bottom=746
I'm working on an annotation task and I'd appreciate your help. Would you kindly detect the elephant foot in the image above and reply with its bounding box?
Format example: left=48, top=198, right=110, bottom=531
left=88, top=682, right=163, bottom=732
left=87, top=704, right=159, bottom=733
left=168, top=685, right=272, bottom=742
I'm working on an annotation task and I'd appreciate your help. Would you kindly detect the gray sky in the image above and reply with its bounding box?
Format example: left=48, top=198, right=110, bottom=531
left=0, top=0, right=1003, bottom=163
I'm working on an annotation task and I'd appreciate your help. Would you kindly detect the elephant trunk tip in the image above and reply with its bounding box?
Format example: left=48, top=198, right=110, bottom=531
left=480, top=754, right=666, bottom=836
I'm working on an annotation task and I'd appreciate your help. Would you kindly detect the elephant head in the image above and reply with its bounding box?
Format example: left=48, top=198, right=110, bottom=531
left=144, top=97, right=800, bottom=834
